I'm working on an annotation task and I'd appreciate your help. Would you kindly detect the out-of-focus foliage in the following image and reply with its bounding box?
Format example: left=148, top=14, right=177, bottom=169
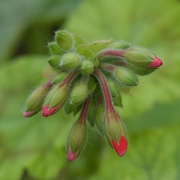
left=0, top=0, right=82, bottom=61
left=0, top=0, right=180, bottom=179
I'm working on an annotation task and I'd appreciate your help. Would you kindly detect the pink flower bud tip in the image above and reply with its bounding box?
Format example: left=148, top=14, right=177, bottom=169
left=148, top=56, right=163, bottom=68
left=67, top=149, right=78, bottom=161
left=23, top=111, right=34, bottom=117
left=42, top=105, right=59, bottom=117
left=111, top=135, right=128, bottom=157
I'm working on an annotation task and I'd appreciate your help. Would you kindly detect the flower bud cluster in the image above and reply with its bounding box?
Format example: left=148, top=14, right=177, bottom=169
left=23, top=30, right=163, bottom=161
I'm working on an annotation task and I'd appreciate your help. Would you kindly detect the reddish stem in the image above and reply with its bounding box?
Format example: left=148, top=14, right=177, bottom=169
left=62, top=71, right=77, bottom=85
left=98, top=49, right=126, bottom=59
left=93, top=69, right=115, bottom=113
left=79, top=96, right=91, bottom=124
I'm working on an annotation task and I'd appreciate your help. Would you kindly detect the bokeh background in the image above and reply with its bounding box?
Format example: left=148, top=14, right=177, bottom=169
left=0, top=0, right=180, bottom=179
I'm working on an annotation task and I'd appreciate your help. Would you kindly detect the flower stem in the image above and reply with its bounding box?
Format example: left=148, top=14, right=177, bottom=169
left=93, top=69, right=115, bottom=113
left=62, top=71, right=77, bottom=85
left=78, top=96, right=91, bottom=124
left=97, top=49, right=126, bottom=60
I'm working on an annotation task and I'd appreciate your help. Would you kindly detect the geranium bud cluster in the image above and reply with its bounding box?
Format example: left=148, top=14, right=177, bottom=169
left=23, top=30, right=163, bottom=161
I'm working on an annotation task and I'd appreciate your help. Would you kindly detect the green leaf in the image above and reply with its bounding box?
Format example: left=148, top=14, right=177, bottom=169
left=0, top=56, right=74, bottom=179
left=87, top=123, right=180, bottom=180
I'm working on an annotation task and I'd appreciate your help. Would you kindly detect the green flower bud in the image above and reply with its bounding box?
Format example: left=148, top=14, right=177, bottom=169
left=87, top=76, right=97, bottom=95
left=108, top=40, right=131, bottom=49
left=113, top=93, right=123, bottom=107
left=64, top=101, right=82, bottom=115
left=88, top=39, right=114, bottom=53
left=60, top=52, right=81, bottom=70
left=67, top=120, right=87, bottom=161
left=69, top=79, right=88, bottom=106
left=55, top=30, right=73, bottom=51
left=48, top=42, right=64, bottom=55
left=73, top=34, right=85, bottom=47
left=95, top=100, right=105, bottom=134
left=23, top=82, right=52, bottom=117
left=114, top=67, right=138, bottom=86
left=104, top=111, right=128, bottom=157
left=106, top=78, right=123, bottom=107
left=126, top=62, right=156, bottom=75
left=76, top=45, right=94, bottom=59
left=106, top=78, right=118, bottom=97
left=124, top=47, right=155, bottom=67
left=44, top=71, right=77, bottom=116
left=80, top=60, right=94, bottom=75
left=87, top=98, right=96, bottom=126
left=48, top=55, right=60, bottom=69
left=51, top=72, right=68, bottom=84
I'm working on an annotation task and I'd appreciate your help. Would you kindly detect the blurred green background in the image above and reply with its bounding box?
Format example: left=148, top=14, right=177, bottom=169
left=0, top=0, right=180, bottom=179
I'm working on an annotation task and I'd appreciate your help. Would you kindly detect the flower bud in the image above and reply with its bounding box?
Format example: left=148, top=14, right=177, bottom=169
left=88, top=39, right=113, bottom=53
left=23, top=82, right=52, bottom=117
left=113, top=93, right=123, bottom=107
left=48, top=55, right=60, bottom=69
left=114, top=67, right=138, bottom=86
left=87, top=76, right=97, bottom=95
left=95, top=101, right=105, bottom=134
left=108, top=40, right=131, bottom=49
left=124, top=47, right=163, bottom=68
left=64, top=101, right=82, bottom=115
left=80, top=60, right=94, bottom=75
left=60, top=52, right=81, bottom=70
left=66, top=121, right=87, bottom=161
left=48, top=42, right=63, bottom=55
left=126, top=62, right=156, bottom=75
left=76, top=45, right=94, bottom=59
left=87, top=98, right=96, bottom=126
left=55, top=30, right=73, bottom=51
left=51, top=72, right=68, bottom=84
left=42, top=83, right=69, bottom=117
left=73, top=34, right=85, bottom=47
left=104, top=111, right=128, bottom=157
left=69, top=80, right=88, bottom=106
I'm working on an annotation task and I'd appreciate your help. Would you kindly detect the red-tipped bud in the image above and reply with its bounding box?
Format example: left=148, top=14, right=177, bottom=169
left=67, top=149, right=78, bottom=161
left=124, top=47, right=163, bottom=69
left=104, top=111, right=128, bottom=157
left=23, top=82, right=52, bottom=117
left=111, top=135, right=128, bottom=157
left=42, top=105, right=60, bottom=117
left=66, top=121, right=87, bottom=161
left=148, top=56, right=163, bottom=68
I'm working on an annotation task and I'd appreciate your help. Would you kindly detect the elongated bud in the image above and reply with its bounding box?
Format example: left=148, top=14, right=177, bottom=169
left=69, top=78, right=88, bottom=106
left=87, top=76, right=97, bottom=95
left=88, top=39, right=113, bottom=53
left=106, top=78, right=122, bottom=107
left=42, top=83, right=68, bottom=117
left=60, top=52, right=81, bottom=70
left=48, top=42, right=63, bottom=55
left=42, top=72, right=76, bottom=117
left=87, top=97, right=96, bottom=126
left=66, top=97, right=90, bottom=161
left=108, top=40, right=131, bottom=49
left=114, top=67, right=138, bottom=86
left=55, top=30, right=73, bottom=51
left=104, top=111, right=128, bottom=157
left=95, top=98, right=105, bottom=134
left=51, top=72, right=68, bottom=84
left=80, top=60, right=94, bottom=75
left=124, top=47, right=163, bottom=68
left=23, top=82, right=52, bottom=117
left=67, top=121, right=87, bottom=161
